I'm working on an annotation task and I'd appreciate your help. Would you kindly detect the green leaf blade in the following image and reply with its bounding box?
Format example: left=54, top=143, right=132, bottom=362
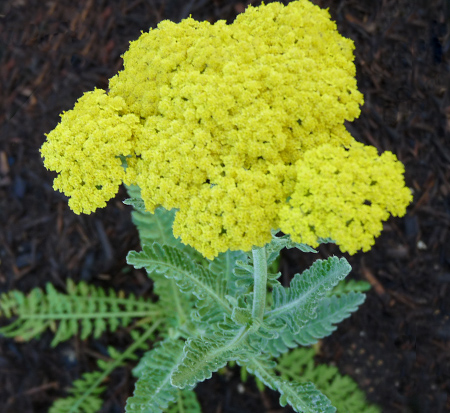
left=276, top=348, right=381, bottom=413
left=242, top=356, right=335, bottom=413
left=279, top=381, right=336, bottom=413
left=266, top=257, right=352, bottom=333
left=127, top=243, right=231, bottom=314
left=171, top=333, right=246, bottom=389
left=0, top=281, right=158, bottom=346
left=266, top=292, right=366, bottom=356
left=126, top=339, right=185, bottom=413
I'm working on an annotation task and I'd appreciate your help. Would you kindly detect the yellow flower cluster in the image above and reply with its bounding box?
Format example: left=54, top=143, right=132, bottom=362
left=41, top=0, right=411, bottom=259
left=41, top=89, right=141, bottom=214
left=279, top=142, right=412, bottom=254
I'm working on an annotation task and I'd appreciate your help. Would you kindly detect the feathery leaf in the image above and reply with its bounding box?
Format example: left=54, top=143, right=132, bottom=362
left=171, top=332, right=248, bottom=389
left=276, top=348, right=381, bottom=413
left=0, top=279, right=160, bottom=346
left=127, top=243, right=231, bottom=314
left=265, top=257, right=351, bottom=333
left=241, top=356, right=335, bottom=413
left=278, top=381, right=336, bottom=413
left=267, top=231, right=319, bottom=263
left=126, top=339, right=186, bottom=413
left=50, top=325, right=156, bottom=413
left=265, top=292, right=366, bottom=356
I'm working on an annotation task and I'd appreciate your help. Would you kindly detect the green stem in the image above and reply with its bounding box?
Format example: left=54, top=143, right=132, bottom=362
left=169, top=278, right=187, bottom=325
left=251, top=246, right=268, bottom=322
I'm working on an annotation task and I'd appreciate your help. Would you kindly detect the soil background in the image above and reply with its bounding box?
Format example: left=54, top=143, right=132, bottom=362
left=1, top=0, right=449, bottom=412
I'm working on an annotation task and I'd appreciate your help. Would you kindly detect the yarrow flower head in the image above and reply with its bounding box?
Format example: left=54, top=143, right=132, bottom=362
left=279, top=142, right=412, bottom=254
left=41, top=89, right=141, bottom=214
left=41, top=0, right=412, bottom=259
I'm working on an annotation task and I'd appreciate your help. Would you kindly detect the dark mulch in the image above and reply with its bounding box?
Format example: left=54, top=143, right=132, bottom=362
left=1, top=0, right=449, bottom=412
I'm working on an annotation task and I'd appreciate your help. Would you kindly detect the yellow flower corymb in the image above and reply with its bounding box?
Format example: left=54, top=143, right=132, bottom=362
left=41, top=89, right=141, bottom=214
left=41, top=0, right=411, bottom=259
left=279, top=142, right=412, bottom=254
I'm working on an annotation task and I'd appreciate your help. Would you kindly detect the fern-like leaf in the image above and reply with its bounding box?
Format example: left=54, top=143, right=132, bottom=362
left=276, top=348, right=381, bottom=413
left=150, top=273, right=194, bottom=332
left=126, top=339, right=186, bottom=413
left=190, top=298, right=230, bottom=335
left=127, top=243, right=231, bottom=314
left=265, top=257, right=351, bottom=333
left=241, top=355, right=335, bottom=413
left=266, top=231, right=318, bottom=263
left=49, top=370, right=106, bottom=413
left=50, top=325, right=157, bottom=413
left=123, top=197, right=147, bottom=212
left=0, top=280, right=160, bottom=346
left=265, top=292, right=366, bottom=356
left=128, top=202, right=177, bottom=249
left=295, top=292, right=366, bottom=345
left=278, top=381, right=336, bottom=413
left=171, top=332, right=249, bottom=389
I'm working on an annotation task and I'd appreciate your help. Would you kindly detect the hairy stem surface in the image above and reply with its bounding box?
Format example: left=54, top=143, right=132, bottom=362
left=251, top=246, right=268, bottom=322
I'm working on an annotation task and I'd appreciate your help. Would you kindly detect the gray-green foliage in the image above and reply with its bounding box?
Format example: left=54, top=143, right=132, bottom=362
left=241, top=355, right=335, bottom=413
left=266, top=257, right=352, bottom=332
left=235, top=345, right=380, bottom=412
left=0, top=185, right=377, bottom=412
left=126, top=339, right=187, bottom=413
left=124, top=196, right=367, bottom=412
left=264, top=292, right=366, bottom=357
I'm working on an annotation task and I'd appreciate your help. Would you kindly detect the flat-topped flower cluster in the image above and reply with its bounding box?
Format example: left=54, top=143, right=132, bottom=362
left=41, top=0, right=412, bottom=259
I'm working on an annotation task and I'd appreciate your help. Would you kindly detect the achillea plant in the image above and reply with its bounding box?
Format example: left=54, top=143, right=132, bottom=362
left=35, top=1, right=412, bottom=411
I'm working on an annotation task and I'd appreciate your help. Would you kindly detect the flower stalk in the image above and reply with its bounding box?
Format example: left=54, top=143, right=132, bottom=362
left=251, top=246, right=268, bottom=322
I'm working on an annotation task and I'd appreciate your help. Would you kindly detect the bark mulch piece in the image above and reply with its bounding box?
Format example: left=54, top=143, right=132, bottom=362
left=1, top=0, right=449, bottom=412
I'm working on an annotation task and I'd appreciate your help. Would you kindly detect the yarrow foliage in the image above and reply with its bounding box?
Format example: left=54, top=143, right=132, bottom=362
left=41, top=0, right=411, bottom=259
